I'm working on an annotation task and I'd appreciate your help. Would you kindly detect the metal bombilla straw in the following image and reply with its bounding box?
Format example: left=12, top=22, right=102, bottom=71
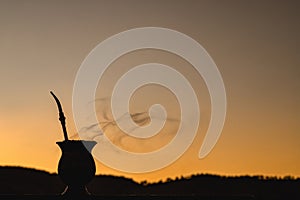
left=50, top=91, right=69, bottom=141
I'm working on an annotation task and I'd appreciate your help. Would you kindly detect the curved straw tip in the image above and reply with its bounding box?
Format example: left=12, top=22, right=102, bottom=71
left=50, top=91, right=57, bottom=99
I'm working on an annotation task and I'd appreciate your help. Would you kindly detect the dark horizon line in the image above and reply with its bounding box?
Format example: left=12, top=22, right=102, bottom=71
left=1, top=165, right=299, bottom=184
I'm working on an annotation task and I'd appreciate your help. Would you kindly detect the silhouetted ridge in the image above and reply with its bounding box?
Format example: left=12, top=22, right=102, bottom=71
left=0, top=166, right=299, bottom=199
left=0, top=166, right=63, bottom=194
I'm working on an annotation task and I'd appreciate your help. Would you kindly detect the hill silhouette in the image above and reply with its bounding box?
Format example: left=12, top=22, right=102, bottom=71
left=0, top=166, right=63, bottom=194
left=0, top=166, right=299, bottom=199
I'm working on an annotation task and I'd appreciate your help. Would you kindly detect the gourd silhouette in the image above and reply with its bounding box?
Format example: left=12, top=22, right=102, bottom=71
left=50, top=91, right=96, bottom=197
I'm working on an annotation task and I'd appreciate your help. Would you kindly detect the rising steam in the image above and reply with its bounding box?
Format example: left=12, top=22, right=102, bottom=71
left=77, top=97, right=179, bottom=148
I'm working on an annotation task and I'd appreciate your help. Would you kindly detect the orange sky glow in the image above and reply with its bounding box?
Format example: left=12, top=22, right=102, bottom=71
left=0, top=0, right=299, bottom=182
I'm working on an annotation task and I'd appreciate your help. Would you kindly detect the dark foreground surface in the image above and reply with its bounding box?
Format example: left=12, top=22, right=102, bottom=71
left=0, top=195, right=256, bottom=200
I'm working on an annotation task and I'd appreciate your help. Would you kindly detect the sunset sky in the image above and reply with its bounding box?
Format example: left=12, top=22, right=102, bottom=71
left=0, top=0, right=299, bottom=182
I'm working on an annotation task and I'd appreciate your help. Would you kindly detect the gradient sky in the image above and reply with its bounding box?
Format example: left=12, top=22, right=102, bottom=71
left=0, top=0, right=299, bottom=182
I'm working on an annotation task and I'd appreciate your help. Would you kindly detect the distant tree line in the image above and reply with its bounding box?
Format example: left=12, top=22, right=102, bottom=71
left=0, top=166, right=299, bottom=199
